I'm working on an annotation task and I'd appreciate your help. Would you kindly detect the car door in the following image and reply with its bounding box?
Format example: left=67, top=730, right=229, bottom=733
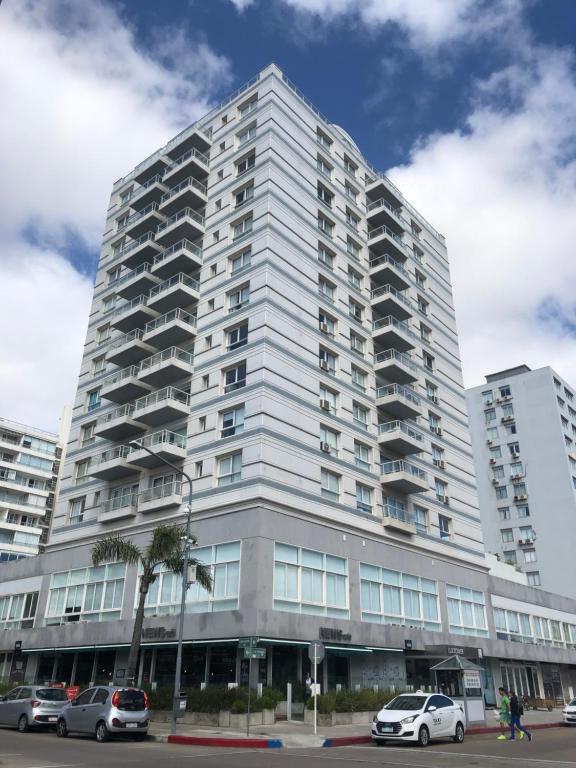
left=84, top=688, right=110, bottom=733
left=66, top=689, right=96, bottom=732
left=436, top=695, right=456, bottom=735
left=16, top=687, right=33, bottom=726
left=426, top=695, right=446, bottom=737
left=0, top=688, right=20, bottom=725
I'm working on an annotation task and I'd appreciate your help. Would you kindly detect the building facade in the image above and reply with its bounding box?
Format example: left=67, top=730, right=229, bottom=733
left=467, top=365, right=576, bottom=600
left=1, top=66, right=576, bottom=705
left=0, top=411, right=70, bottom=560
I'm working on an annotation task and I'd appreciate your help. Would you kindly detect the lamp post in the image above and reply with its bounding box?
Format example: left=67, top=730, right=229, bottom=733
left=129, top=440, right=192, bottom=735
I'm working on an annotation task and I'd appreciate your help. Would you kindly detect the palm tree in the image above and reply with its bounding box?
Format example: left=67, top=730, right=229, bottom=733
left=92, top=525, right=212, bottom=685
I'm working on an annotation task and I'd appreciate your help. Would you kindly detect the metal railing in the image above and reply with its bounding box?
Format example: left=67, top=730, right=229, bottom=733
left=112, top=294, right=149, bottom=318
left=98, top=403, right=137, bottom=424
left=129, top=429, right=186, bottom=452
left=382, top=501, right=415, bottom=524
left=134, top=386, right=191, bottom=412
left=371, top=284, right=411, bottom=306
left=157, top=207, right=205, bottom=234
left=148, top=272, right=199, bottom=300
left=376, top=383, right=421, bottom=406
left=372, top=315, right=417, bottom=339
left=368, top=223, right=406, bottom=249
left=369, top=254, right=408, bottom=275
left=138, top=481, right=183, bottom=504
left=378, top=421, right=422, bottom=441
left=381, top=460, right=427, bottom=481
left=109, top=263, right=155, bottom=289
left=374, top=349, right=416, bottom=370
left=102, top=494, right=137, bottom=513
left=119, top=232, right=158, bottom=258
left=108, top=328, right=146, bottom=351
left=164, top=146, right=210, bottom=174
left=139, top=347, right=194, bottom=372
left=153, top=239, right=202, bottom=268
left=98, top=445, right=132, bottom=464
left=161, top=176, right=207, bottom=204
left=144, top=308, right=196, bottom=334
left=125, top=202, right=163, bottom=228
left=102, top=365, right=141, bottom=388
left=367, top=197, right=403, bottom=218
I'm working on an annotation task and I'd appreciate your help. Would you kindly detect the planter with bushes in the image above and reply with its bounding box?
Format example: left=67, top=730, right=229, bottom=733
left=304, top=688, right=400, bottom=725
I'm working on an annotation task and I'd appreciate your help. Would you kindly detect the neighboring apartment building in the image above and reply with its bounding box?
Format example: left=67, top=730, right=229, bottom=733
left=1, top=67, right=575, bottom=707
left=467, top=364, right=576, bottom=600
left=0, top=410, right=70, bottom=560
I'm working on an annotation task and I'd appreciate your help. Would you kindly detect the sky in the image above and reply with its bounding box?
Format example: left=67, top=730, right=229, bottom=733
left=1, top=0, right=576, bottom=432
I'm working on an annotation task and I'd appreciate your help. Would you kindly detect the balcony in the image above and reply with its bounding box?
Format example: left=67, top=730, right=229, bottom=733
left=120, top=233, right=162, bottom=270
left=133, top=386, right=190, bottom=427
left=376, top=383, right=422, bottom=419
left=138, top=481, right=183, bottom=514
left=377, top=421, right=423, bottom=455
left=156, top=207, right=205, bottom=246
left=110, top=295, right=160, bottom=334
left=371, top=284, right=412, bottom=321
left=138, top=347, right=194, bottom=387
left=163, top=147, right=210, bottom=186
left=374, top=349, right=418, bottom=384
left=369, top=254, right=410, bottom=291
left=125, top=202, right=167, bottom=239
left=129, top=174, right=169, bottom=211
left=0, top=493, right=45, bottom=516
left=94, top=404, right=146, bottom=441
left=159, top=176, right=207, bottom=215
left=366, top=197, right=405, bottom=230
left=147, top=273, right=200, bottom=314
left=91, top=446, right=139, bottom=480
left=372, top=315, right=417, bottom=352
left=109, top=263, right=161, bottom=300
left=368, top=223, right=407, bottom=260
left=101, top=365, right=153, bottom=404
left=133, top=154, right=171, bottom=186
left=152, top=239, right=203, bottom=279
left=98, top=495, right=138, bottom=523
left=142, top=309, right=197, bottom=347
left=365, top=176, right=403, bottom=209
left=381, top=502, right=416, bottom=535
left=380, top=460, right=428, bottom=494
left=128, top=430, right=187, bottom=468
left=106, top=329, right=157, bottom=367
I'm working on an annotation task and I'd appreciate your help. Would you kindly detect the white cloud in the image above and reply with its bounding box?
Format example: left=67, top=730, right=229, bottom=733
left=388, top=46, right=576, bottom=387
left=0, top=0, right=231, bottom=431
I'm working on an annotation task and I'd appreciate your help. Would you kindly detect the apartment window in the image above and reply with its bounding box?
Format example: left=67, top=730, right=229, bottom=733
left=561, top=415, right=569, bottom=428
left=420, top=323, right=432, bottom=343
left=514, top=482, right=527, bottom=495
left=414, top=506, right=428, bottom=534
left=316, top=155, right=333, bottom=179
left=411, top=219, right=422, bottom=239
left=486, top=426, right=499, bottom=441
left=205, top=335, right=213, bottom=349
left=527, top=572, right=541, bottom=586
left=345, top=208, right=360, bottom=231
left=352, top=402, right=369, bottom=428
left=317, top=182, right=333, bottom=207
left=415, top=270, right=426, bottom=289
left=558, top=397, right=566, bottom=410
left=351, top=365, right=367, bottom=391
left=349, top=298, right=363, bottom=322
left=520, top=525, right=534, bottom=542
left=320, top=425, right=339, bottom=456
left=426, top=381, right=438, bottom=402
left=492, top=465, right=505, bottom=480
left=517, top=504, right=530, bottom=518
left=81, top=423, right=96, bottom=447
left=217, top=452, right=242, bottom=486
left=495, top=486, right=508, bottom=500
left=428, top=411, right=441, bottom=433
left=343, top=155, right=357, bottom=176
left=360, top=564, right=440, bottom=630
left=498, top=507, right=511, bottom=520
left=236, top=151, right=255, bottom=175
left=354, top=441, right=371, bottom=470
left=320, top=385, right=337, bottom=414
left=319, top=347, right=336, bottom=373
left=423, top=352, right=435, bottom=372
left=490, top=446, right=502, bottom=459
left=69, top=498, right=85, bottom=525
left=505, top=422, right=518, bottom=435
left=224, top=362, right=246, bottom=392
left=230, top=248, right=251, bottom=275
left=199, top=416, right=206, bottom=432
left=524, top=549, right=537, bottom=563
left=356, top=483, right=372, bottom=514
left=238, top=94, right=258, bottom=118
left=510, top=461, right=523, bottom=476
left=195, top=461, right=203, bottom=478
left=502, top=403, right=514, bottom=417
left=221, top=406, right=245, bottom=438
left=86, top=389, right=101, bottom=412
left=503, top=550, right=517, bottom=565
left=318, top=212, right=334, bottom=237
left=500, top=385, right=511, bottom=398
left=432, top=445, right=445, bottom=467
left=508, top=442, right=520, bottom=455
left=75, top=459, right=90, bottom=484
left=413, top=244, right=424, bottom=264
left=228, top=284, right=249, bottom=312
left=482, top=389, right=493, bottom=405
left=438, top=514, right=451, bottom=539
left=446, top=584, right=488, bottom=637
left=111, top=240, right=123, bottom=258
left=348, top=267, right=362, bottom=290
left=96, top=325, right=110, bottom=345
left=232, top=214, right=253, bottom=240
left=92, top=356, right=106, bottom=375
left=318, top=243, right=335, bottom=270
left=202, top=374, right=209, bottom=389
left=237, top=122, right=256, bottom=146
left=119, top=188, right=132, bottom=205
left=344, top=181, right=358, bottom=202
left=501, top=528, right=514, bottom=543
left=346, top=237, right=361, bottom=260
left=318, top=276, right=336, bottom=302
left=485, top=408, right=496, bottom=424
left=102, top=295, right=116, bottom=314
left=316, top=127, right=332, bottom=150
left=319, top=311, right=336, bottom=336
left=46, top=563, right=126, bottom=625
left=235, top=181, right=254, bottom=207
left=227, top=323, right=248, bottom=350
left=435, top=478, right=448, bottom=503
left=107, top=266, right=121, bottom=284
left=320, top=468, right=340, bottom=501
left=417, top=295, right=429, bottom=316
left=350, top=331, right=365, bottom=355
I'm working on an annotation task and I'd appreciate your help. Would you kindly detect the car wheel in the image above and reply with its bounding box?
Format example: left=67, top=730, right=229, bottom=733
left=56, top=719, right=68, bottom=738
left=95, top=721, right=109, bottom=743
left=453, top=722, right=465, bottom=743
left=17, top=715, right=29, bottom=733
left=417, top=725, right=430, bottom=747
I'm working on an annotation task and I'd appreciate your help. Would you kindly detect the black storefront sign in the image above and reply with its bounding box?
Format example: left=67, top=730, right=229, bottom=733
left=142, top=626, right=176, bottom=640
left=423, top=645, right=481, bottom=658
left=319, top=627, right=351, bottom=643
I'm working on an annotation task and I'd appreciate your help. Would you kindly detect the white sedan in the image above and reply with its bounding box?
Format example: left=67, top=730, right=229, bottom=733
left=563, top=698, right=576, bottom=725
left=372, top=692, right=466, bottom=747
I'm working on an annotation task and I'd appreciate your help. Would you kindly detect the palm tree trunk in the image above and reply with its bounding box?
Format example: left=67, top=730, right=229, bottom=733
left=126, top=579, right=149, bottom=685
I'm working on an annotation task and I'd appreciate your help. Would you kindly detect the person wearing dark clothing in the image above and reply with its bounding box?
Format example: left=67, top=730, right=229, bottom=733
left=509, top=691, right=532, bottom=741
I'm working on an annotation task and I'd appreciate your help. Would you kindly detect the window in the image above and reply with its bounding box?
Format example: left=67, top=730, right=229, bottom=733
left=426, top=381, right=438, bottom=402
left=423, top=352, right=434, bottom=371
left=495, top=486, right=508, bottom=500
left=498, top=507, right=511, bottom=520
left=413, top=244, right=424, bottom=263
left=435, top=478, right=448, bottom=503
left=420, top=323, right=432, bottom=343
left=360, top=563, right=440, bottom=630
left=317, top=182, right=333, bottom=207
left=524, top=549, right=537, bottom=563
left=217, top=452, right=242, bottom=485
left=75, top=459, right=90, bottom=484
left=415, top=270, right=426, bottom=289
left=501, top=528, right=514, bottom=543
left=81, top=423, right=96, bottom=447
left=195, top=461, right=203, bottom=478
left=239, top=94, right=257, bottom=118
left=346, top=237, right=361, bottom=260
left=69, top=498, right=85, bottom=525
left=116, top=212, right=129, bottom=231
left=354, top=441, right=371, bottom=469
left=503, top=550, right=517, bottom=565
left=411, top=219, right=422, bottom=238
left=351, top=365, right=367, bottom=391
left=486, top=426, right=499, bottom=441
left=274, top=542, right=348, bottom=617
left=228, top=284, right=249, bottom=312
left=428, top=411, right=441, bottom=433
left=510, top=461, right=523, bottom=476
left=492, top=465, right=505, bottom=480
left=344, top=181, right=358, bottom=202
left=224, top=362, right=246, bottom=392
left=414, top=506, right=428, bottom=534
left=199, top=416, right=206, bottom=432
left=348, top=267, right=362, bottom=290
left=232, top=214, right=253, bottom=240
left=45, top=563, right=126, bottom=625
left=438, top=514, right=451, bottom=540
left=485, top=408, right=496, bottom=424
left=92, top=356, right=106, bottom=375
left=316, top=127, right=332, bottom=150
left=319, top=385, right=337, bottom=413
left=505, top=422, right=518, bottom=435
left=318, top=243, right=335, bottom=269
left=237, top=122, right=256, bottom=146
left=446, top=584, right=488, bottom=637
left=343, top=155, right=357, bottom=176
left=236, top=151, right=255, bottom=175
left=202, top=374, right=209, bottom=389
left=320, top=425, right=339, bottom=456
left=482, top=389, right=494, bottom=405
left=356, top=484, right=372, bottom=514
left=102, top=295, right=116, bottom=314
left=319, top=310, right=336, bottom=336
left=490, top=446, right=502, bottom=459
left=227, top=323, right=248, bottom=350
left=559, top=397, right=566, bottom=410
left=318, top=212, right=334, bottom=237
left=520, top=525, right=534, bottom=542
left=432, top=444, right=445, bottom=467
left=318, top=276, right=335, bottom=302
left=517, top=504, right=530, bottom=518
left=229, top=249, right=251, bottom=277
left=221, top=406, right=245, bottom=438
left=205, top=335, right=213, bottom=349
left=345, top=207, right=360, bottom=231
left=319, top=347, right=336, bottom=374
left=316, top=155, right=332, bottom=179
left=502, top=403, right=514, bottom=417
left=320, top=468, right=340, bottom=501
left=352, top=401, right=369, bottom=428
left=350, top=331, right=365, bottom=355
left=349, top=298, right=363, bottom=323
left=417, top=295, right=429, bottom=315
left=500, top=385, right=511, bottom=398
left=235, top=181, right=254, bottom=207
left=96, top=325, right=110, bottom=345
left=527, top=571, right=541, bottom=586
left=0, top=591, right=38, bottom=630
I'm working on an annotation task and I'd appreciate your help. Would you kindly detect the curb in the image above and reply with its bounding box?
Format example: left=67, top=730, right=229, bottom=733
left=323, top=736, right=372, bottom=747
left=467, top=721, right=563, bottom=736
left=164, top=735, right=283, bottom=748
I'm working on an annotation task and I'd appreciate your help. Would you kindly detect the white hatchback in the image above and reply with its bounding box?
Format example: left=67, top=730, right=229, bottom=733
left=563, top=698, right=576, bottom=725
left=372, top=692, right=466, bottom=747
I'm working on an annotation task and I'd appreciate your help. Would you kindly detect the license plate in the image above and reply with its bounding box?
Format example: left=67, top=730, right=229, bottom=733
left=125, top=723, right=138, bottom=729
left=381, top=726, right=394, bottom=732
left=48, top=717, right=57, bottom=722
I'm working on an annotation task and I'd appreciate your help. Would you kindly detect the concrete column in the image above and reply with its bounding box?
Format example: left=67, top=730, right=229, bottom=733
left=266, top=647, right=273, bottom=687
left=90, top=653, right=98, bottom=686
left=51, top=655, right=58, bottom=683
left=204, top=647, right=211, bottom=686
left=70, top=653, right=78, bottom=685
left=297, top=647, right=302, bottom=682
left=149, top=648, right=157, bottom=685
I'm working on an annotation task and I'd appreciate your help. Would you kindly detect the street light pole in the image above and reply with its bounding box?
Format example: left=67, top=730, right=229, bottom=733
left=129, top=441, right=192, bottom=735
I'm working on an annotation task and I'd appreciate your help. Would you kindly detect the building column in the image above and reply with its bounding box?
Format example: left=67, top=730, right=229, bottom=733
left=51, top=655, right=58, bottom=683
left=69, top=653, right=78, bottom=685
left=266, top=647, right=273, bottom=687
left=90, top=653, right=98, bottom=686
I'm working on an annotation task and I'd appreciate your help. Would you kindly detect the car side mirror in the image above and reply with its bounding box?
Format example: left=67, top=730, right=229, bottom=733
left=0, top=696, right=5, bottom=702
left=71, top=699, right=79, bottom=706
left=427, top=705, right=437, bottom=712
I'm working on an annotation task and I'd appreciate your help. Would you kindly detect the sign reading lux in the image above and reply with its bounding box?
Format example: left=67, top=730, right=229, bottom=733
left=142, top=627, right=176, bottom=640
left=319, top=628, right=352, bottom=643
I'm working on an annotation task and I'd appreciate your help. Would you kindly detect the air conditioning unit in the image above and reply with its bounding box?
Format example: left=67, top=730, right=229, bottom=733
left=320, top=442, right=331, bottom=453
left=518, top=539, right=533, bottom=546
left=489, top=458, right=497, bottom=465
left=491, top=478, right=499, bottom=485
left=486, top=439, right=493, bottom=445
left=501, top=415, right=514, bottom=423
left=511, top=452, right=520, bottom=459
left=514, top=494, right=528, bottom=501
left=320, top=323, right=330, bottom=334
left=320, top=399, right=331, bottom=411
left=433, top=459, right=445, bottom=469
left=441, top=495, right=450, bottom=504
left=485, top=400, right=494, bottom=407
left=510, top=473, right=522, bottom=482
left=429, top=395, right=439, bottom=404
left=495, top=398, right=502, bottom=404
left=319, top=360, right=329, bottom=371
left=431, top=426, right=442, bottom=435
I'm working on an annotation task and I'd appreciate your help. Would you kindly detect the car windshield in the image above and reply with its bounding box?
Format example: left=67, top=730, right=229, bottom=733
left=116, top=689, right=146, bottom=711
left=36, top=689, right=69, bottom=702
left=569, top=699, right=576, bottom=707
left=385, top=695, right=427, bottom=711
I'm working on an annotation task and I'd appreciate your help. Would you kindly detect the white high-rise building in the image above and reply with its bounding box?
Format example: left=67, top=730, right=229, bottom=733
left=467, top=364, right=576, bottom=599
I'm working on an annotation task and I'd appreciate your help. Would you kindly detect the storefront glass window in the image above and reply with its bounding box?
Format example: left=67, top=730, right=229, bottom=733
left=45, top=565, right=126, bottom=625
left=446, top=585, right=488, bottom=637
left=360, top=564, right=440, bottom=630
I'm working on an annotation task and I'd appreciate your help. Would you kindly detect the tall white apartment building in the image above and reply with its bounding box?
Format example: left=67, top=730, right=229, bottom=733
left=467, top=365, right=576, bottom=600
left=0, top=411, right=69, bottom=560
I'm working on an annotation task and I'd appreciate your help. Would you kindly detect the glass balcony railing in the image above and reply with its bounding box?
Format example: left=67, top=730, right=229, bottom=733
left=153, top=239, right=202, bottom=268
left=161, top=176, right=207, bottom=203
left=109, top=263, right=154, bottom=289
left=107, top=329, right=146, bottom=351
left=372, top=315, right=417, bottom=339
left=148, top=272, right=199, bottom=299
left=374, top=349, right=417, bottom=370
left=111, top=294, right=149, bottom=317
left=381, top=460, right=427, bottom=481
left=367, top=197, right=403, bottom=219
left=144, top=308, right=196, bottom=334
left=157, top=207, right=205, bottom=233
left=371, top=284, right=411, bottom=306
left=129, top=429, right=186, bottom=452
left=98, top=445, right=132, bottom=464
left=138, top=480, right=182, bottom=504
left=102, top=365, right=141, bottom=387
left=368, top=223, right=406, bottom=249
left=139, top=347, right=194, bottom=372
left=382, top=501, right=414, bottom=524
left=376, top=383, right=421, bottom=406
left=98, top=403, right=137, bottom=424
left=134, top=386, right=191, bottom=412
left=164, top=146, right=210, bottom=173
left=119, top=232, right=157, bottom=257
left=125, top=201, right=162, bottom=227
left=378, top=421, right=422, bottom=441
left=369, top=254, right=408, bottom=274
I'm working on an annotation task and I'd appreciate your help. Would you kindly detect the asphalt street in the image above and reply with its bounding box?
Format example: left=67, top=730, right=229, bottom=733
left=1, top=726, right=576, bottom=768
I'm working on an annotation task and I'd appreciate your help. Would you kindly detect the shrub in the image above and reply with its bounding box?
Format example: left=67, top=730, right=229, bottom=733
left=306, top=688, right=401, bottom=712
left=144, top=685, right=286, bottom=713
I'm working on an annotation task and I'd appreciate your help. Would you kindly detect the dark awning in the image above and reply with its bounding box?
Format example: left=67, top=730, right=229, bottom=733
left=430, top=655, right=483, bottom=672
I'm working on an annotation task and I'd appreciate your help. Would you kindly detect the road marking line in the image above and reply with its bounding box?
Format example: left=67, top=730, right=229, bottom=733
left=360, top=746, right=576, bottom=765
left=167, top=751, right=266, bottom=757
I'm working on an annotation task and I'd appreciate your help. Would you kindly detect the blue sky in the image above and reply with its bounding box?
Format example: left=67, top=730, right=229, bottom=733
left=1, top=0, right=576, bottom=430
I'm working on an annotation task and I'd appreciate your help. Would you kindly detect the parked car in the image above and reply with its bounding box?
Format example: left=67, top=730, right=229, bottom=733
left=371, top=692, right=466, bottom=747
left=563, top=698, right=576, bottom=725
left=56, top=686, right=149, bottom=742
left=0, top=685, right=70, bottom=732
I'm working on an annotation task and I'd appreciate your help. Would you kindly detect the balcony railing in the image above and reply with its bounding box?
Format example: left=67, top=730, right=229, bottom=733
left=111, top=294, right=149, bottom=318
left=368, top=223, right=406, bottom=249
left=129, top=429, right=186, bottom=452
left=369, top=254, right=408, bottom=274
left=107, top=329, right=146, bottom=352
left=371, top=284, right=411, bottom=306
left=108, top=263, right=154, bottom=290
left=374, top=349, right=417, bottom=371
left=372, top=315, right=417, bottom=339
left=138, top=480, right=182, bottom=504
left=382, top=501, right=414, bottom=524
left=376, top=383, right=421, bottom=406
left=381, top=460, right=427, bottom=481
left=157, top=207, right=205, bottom=234
left=144, top=308, right=197, bottom=334
left=165, top=146, right=210, bottom=173
left=153, top=239, right=202, bottom=268
left=148, top=272, right=199, bottom=299
left=119, top=232, right=157, bottom=258
left=139, top=347, right=194, bottom=372
left=102, top=493, right=137, bottom=513
left=378, top=421, right=422, bottom=442
left=161, top=176, right=207, bottom=203
left=98, top=445, right=132, bottom=464
left=367, top=197, right=403, bottom=219
left=134, top=386, right=191, bottom=411
left=98, top=403, right=137, bottom=425
left=125, top=201, right=162, bottom=227
left=102, top=365, right=141, bottom=388
left=129, top=174, right=165, bottom=204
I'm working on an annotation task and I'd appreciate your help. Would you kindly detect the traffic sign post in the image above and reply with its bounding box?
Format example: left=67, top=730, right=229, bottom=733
left=308, top=641, right=325, bottom=735
left=239, top=638, right=265, bottom=736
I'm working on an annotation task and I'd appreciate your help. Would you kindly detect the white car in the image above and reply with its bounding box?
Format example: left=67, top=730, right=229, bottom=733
left=372, top=692, right=466, bottom=747
left=563, top=698, right=576, bottom=725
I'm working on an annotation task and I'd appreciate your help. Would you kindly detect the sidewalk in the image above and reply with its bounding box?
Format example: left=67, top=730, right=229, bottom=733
left=149, top=708, right=565, bottom=748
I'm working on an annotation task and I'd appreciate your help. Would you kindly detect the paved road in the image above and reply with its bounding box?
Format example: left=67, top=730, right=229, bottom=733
left=1, top=726, right=576, bottom=768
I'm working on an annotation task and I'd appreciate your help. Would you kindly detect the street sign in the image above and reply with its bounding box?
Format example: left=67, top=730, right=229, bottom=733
left=244, top=647, right=266, bottom=659
left=239, top=636, right=259, bottom=649
left=308, top=641, right=325, bottom=664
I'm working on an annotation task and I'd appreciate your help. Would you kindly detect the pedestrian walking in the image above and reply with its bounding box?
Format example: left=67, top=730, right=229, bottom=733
left=497, top=686, right=510, bottom=739
left=509, top=690, right=532, bottom=741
